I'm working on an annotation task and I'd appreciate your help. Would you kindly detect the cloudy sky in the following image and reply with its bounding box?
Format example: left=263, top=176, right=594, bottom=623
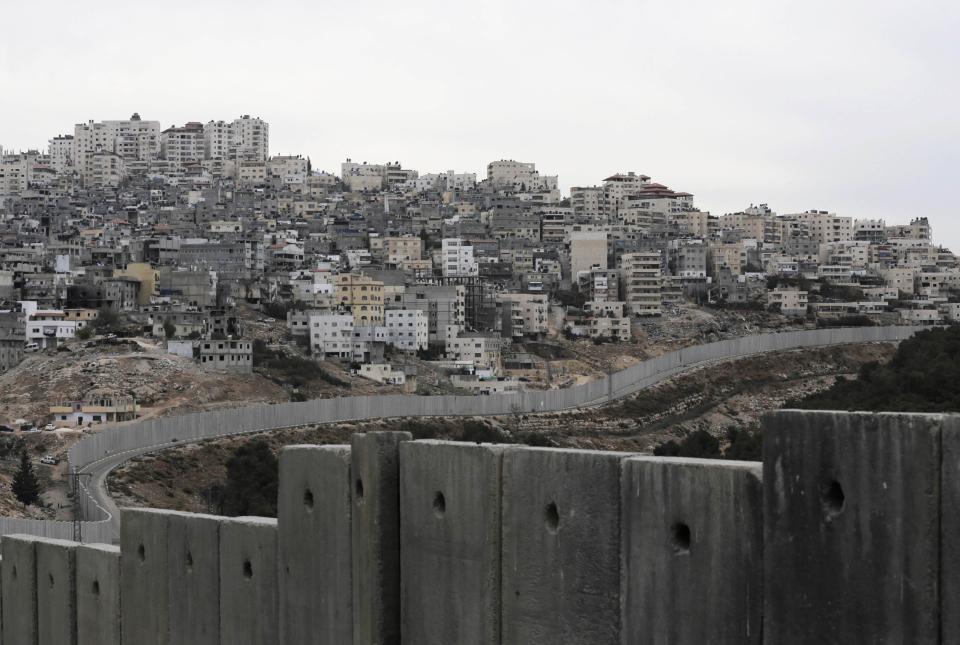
left=3, top=0, right=958, bottom=246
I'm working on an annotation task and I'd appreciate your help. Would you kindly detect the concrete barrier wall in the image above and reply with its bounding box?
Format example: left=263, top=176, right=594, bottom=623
left=1, top=411, right=959, bottom=643
left=1, top=325, right=917, bottom=544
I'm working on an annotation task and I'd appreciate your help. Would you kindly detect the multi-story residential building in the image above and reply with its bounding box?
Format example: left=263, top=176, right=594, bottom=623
left=341, top=159, right=387, bottom=192
left=231, top=115, right=269, bottom=161
left=398, top=284, right=466, bottom=344
left=854, top=219, right=887, bottom=244
left=445, top=330, right=502, bottom=369
left=0, top=312, right=24, bottom=372
left=441, top=238, right=478, bottom=277
left=308, top=312, right=354, bottom=358
left=160, top=122, right=205, bottom=173
left=710, top=243, right=747, bottom=276
left=668, top=239, right=708, bottom=278
left=497, top=293, right=548, bottom=339
left=570, top=231, right=608, bottom=280
left=768, top=287, right=809, bottom=317
left=384, top=309, right=428, bottom=351
left=619, top=251, right=663, bottom=316
left=86, top=150, right=126, bottom=187
left=486, top=160, right=558, bottom=192
left=886, top=217, right=932, bottom=241
left=334, top=273, right=385, bottom=325
left=198, top=339, right=253, bottom=372
left=267, top=155, right=308, bottom=185
left=203, top=115, right=270, bottom=163
left=381, top=236, right=423, bottom=267
left=74, top=114, right=160, bottom=181
left=790, top=210, right=853, bottom=245
left=48, top=135, right=75, bottom=174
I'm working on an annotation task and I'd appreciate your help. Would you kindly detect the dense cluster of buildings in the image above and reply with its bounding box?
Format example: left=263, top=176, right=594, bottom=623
left=0, top=113, right=956, bottom=393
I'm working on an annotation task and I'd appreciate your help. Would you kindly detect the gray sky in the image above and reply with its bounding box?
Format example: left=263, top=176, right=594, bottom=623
left=3, top=0, right=958, bottom=247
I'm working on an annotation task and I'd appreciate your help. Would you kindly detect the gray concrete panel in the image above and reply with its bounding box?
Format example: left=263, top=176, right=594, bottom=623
left=1, top=535, right=39, bottom=645
left=278, top=445, right=353, bottom=645
left=501, top=447, right=630, bottom=644
left=120, top=508, right=170, bottom=645
left=167, top=512, right=223, bottom=645
left=351, top=431, right=411, bottom=645
left=399, top=441, right=505, bottom=645
left=621, top=457, right=763, bottom=645
left=763, top=410, right=941, bottom=644
left=942, top=416, right=960, bottom=641
left=76, top=544, right=120, bottom=645
left=219, top=517, right=278, bottom=645
left=36, top=537, right=79, bottom=645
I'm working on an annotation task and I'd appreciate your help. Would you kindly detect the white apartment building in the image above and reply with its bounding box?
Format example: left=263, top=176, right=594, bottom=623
left=74, top=114, right=161, bottom=176
left=48, top=135, right=75, bottom=174
left=309, top=313, right=354, bottom=359
left=26, top=316, right=83, bottom=349
left=87, top=151, right=126, bottom=188
left=0, top=151, right=53, bottom=196
left=619, top=251, right=663, bottom=316
left=341, top=159, right=386, bottom=192
left=384, top=309, right=428, bottom=351
left=160, top=123, right=205, bottom=172
left=486, top=160, right=558, bottom=192
left=203, top=115, right=270, bottom=163
left=791, top=210, right=853, bottom=244
left=446, top=330, right=502, bottom=369
left=268, top=155, right=308, bottom=185
left=441, top=238, right=478, bottom=277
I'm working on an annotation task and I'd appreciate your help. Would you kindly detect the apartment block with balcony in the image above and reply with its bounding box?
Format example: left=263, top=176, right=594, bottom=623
left=619, top=251, right=663, bottom=316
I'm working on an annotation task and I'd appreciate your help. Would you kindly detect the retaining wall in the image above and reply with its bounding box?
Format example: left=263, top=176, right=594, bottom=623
left=1, top=410, right=955, bottom=643
left=2, top=326, right=924, bottom=543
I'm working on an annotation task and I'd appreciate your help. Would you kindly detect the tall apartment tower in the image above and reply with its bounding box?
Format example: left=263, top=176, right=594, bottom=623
left=73, top=113, right=160, bottom=184
left=203, top=115, right=269, bottom=162
left=619, top=251, right=663, bottom=317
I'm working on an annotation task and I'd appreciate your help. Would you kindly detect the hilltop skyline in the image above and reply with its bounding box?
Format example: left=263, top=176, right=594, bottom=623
left=2, top=0, right=958, bottom=247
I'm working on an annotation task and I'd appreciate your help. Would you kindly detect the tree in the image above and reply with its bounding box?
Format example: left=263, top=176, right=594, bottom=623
left=75, top=326, right=93, bottom=340
left=222, top=440, right=278, bottom=517
left=654, top=430, right=721, bottom=458
left=163, top=320, right=176, bottom=339
left=12, top=451, right=41, bottom=506
left=91, top=307, right=120, bottom=332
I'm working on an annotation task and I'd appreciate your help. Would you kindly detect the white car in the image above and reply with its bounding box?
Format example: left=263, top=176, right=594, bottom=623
left=43, top=424, right=56, bottom=431
left=40, top=456, right=59, bottom=466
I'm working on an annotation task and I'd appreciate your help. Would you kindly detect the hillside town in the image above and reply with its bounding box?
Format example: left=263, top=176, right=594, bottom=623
left=0, top=113, right=954, bottom=418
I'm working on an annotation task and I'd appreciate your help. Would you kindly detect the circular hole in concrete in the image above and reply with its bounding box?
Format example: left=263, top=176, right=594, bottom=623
left=355, top=478, right=364, bottom=500
left=92, top=580, right=100, bottom=596
left=137, top=544, right=146, bottom=563
left=544, top=502, right=560, bottom=534
left=433, top=491, right=446, bottom=518
left=243, top=560, right=253, bottom=580
left=304, top=488, right=315, bottom=511
left=672, top=522, right=692, bottom=555
left=185, top=550, right=194, bottom=572
left=48, top=573, right=55, bottom=589
left=822, top=480, right=845, bottom=519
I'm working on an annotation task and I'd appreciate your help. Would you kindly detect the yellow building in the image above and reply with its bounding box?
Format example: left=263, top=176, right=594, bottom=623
left=115, top=262, right=159, bottom=305
left=334, top=273, right=385, bottom=325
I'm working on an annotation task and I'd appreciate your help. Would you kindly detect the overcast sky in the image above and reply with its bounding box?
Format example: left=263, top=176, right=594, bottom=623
left=3, top=0, right=958, bottom=247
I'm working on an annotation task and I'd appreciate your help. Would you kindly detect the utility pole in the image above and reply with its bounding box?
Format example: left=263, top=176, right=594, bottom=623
left=70, top=467, right=92, bottom=543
